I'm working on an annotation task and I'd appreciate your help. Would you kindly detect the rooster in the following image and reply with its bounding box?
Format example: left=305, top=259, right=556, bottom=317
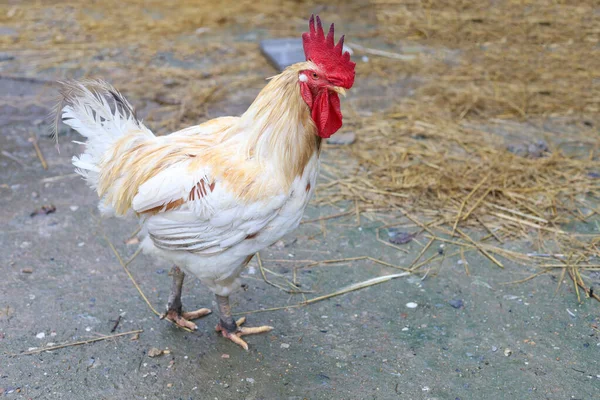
left=57, top=15, right=355, bottom=350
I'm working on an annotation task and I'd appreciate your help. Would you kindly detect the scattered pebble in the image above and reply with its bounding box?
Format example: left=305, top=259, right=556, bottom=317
left=35, top=332, right=45, bottom=339
left=221, top=353, right=230, bottom=359
left=492, top=346, right=498, bottom=352
left=402, top=327, right=409, bottom=331
left=406, top=302, right=418, bottom=309
left=85, top=327, right=91, bottom=332
left=30, top=204, right=56, bottom=217
left=449, top=299, right=464, bottom=309
left=280, top=343, right=290, bottom=349
left=69, top=205, right=79, bottom=212
left=78, top=242, right=86, bottom=247
left=246, top=378, right=255, bottom=384
left=504, top=348, right=512, bottom=357
left=422, top=386, right=430, bottom=392
left=388, top=229, right=417, bottom=245
left=21, top=268, right=33, bottom=274
left=148, top=347, right=163, bottom=357
left=166, top=383, right=173, bottom=388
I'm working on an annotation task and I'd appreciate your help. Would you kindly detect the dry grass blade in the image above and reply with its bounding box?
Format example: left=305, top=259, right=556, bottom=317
left=13, top=330, right=143, bottom=356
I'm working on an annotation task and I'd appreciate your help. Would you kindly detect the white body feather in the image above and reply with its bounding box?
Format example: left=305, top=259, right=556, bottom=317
left=61, top=79, right=320, bottom=296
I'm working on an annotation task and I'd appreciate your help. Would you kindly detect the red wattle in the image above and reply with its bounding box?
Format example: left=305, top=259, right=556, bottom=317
left=312, top=91, right=342, bottom=138
left=300, top=82, right=313, bottom=108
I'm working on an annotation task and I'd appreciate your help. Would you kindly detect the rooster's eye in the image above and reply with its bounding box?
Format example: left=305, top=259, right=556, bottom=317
left=312, top=72, right=319, bottom=79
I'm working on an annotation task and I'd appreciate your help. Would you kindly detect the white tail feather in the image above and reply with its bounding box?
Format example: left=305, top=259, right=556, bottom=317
left=58, top=80, right=153, bottom=190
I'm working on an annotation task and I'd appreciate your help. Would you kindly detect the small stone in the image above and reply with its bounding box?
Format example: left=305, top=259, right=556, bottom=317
left=492, top=346, right=498, bottom=352
left=166, top=383, right=173, bottom=388
left=148, top=347, right=163, bottom=357
left=221, top=353, right=230, bottom=359
left=406, top=302, right=418, bottom=309
left=449, top=299, right=464, bottom=309
left=246, top=377, right=255, bottom=384
left=504, top=348, right=512, bottom=357
left=280, top=343, right=290, bottom=349
left=35, top=332, right=45, bottom=339
left=21, top=268, right=33, bottom=274
left=260, top=38, right=305, bottom=71
left=388, top=229, right=417, bottom=245
left=69, top=205, right=79, bottom=212
left=0, top=53, right=15, bottom=62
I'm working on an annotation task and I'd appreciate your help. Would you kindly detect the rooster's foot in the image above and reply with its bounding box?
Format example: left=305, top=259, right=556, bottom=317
left=215, top=316, right=273, bottom=351
left=161, top=308, right=211, bottom=330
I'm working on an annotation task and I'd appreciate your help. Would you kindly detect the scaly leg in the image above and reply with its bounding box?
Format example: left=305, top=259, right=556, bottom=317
left=214, top=294, right=273, bottom=350
left=160, top=266, right=211, bottom=330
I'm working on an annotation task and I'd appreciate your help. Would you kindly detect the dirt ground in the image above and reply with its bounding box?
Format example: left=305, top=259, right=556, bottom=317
left=1, top=2, right=600, bottom=400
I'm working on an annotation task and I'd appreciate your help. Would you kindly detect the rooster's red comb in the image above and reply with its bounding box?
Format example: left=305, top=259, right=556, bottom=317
left=302, top=15, right=355, bottom=89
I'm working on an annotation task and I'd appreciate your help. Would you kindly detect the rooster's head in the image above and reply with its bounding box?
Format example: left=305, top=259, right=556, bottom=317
left=299, top=15, right=355, bottom=139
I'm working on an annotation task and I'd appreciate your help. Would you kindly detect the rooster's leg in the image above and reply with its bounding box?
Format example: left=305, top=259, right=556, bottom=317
left=215, top=294, right=273, bottom=350
left=161, top=266, right=211, bottom=330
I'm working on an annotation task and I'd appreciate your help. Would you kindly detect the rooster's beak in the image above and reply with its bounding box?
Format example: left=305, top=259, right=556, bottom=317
left=329, top=86, right=347, bottom=97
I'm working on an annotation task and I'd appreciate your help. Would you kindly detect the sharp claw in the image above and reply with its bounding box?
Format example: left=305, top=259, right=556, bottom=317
left=163, top=308, right=210, bottom=330
left=227, top=333, right=249, bottom=351
left=182, top=308, right=212, bottom=320
left=239, top=326, right=274, bottom=335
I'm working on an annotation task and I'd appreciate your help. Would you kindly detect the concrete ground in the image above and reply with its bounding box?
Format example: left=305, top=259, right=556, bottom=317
left=1, top=24, right=599, bottom=400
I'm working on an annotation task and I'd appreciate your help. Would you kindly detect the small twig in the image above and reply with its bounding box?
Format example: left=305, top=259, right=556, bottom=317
left=13, top=329, right=142, bottom=356
left=301, top=210, right=354, bottom=225
left=302, top=272, right=410, bottom=305
left=29, top=137, right=48, bottom=170
left=40, top=173, right=79, bottom=183
left=110, top=315, right=122, bottom=333
left=256, top=252, right=313, bottom=294
left=347, top=42, right=417, bottom=61
left=500, top=271, right=547, bottom=285
left=408, top=237, right=435, bottom=269
left=452, top=174, right=489, bottom=235
left=1, top=151, right=27, bottom=168
left=456, top=228, right=504, bottom=268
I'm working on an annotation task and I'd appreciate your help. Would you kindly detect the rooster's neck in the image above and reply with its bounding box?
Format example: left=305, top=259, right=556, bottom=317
left=238, top=62, right=320, bottom=187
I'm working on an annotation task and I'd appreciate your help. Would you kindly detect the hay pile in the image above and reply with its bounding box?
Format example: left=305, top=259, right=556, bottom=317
left=2, top=0, right=599, bottom=300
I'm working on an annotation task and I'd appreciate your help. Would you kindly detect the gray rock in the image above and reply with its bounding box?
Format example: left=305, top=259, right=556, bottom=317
left=0, top=53, right=15, bottom=62
left=449, top=299, right=464, bottom=309
left=260, top=38, right=305, bottom=71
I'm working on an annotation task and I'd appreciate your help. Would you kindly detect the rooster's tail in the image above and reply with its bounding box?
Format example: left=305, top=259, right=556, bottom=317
left=56, top=80, right=154, bottom=211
